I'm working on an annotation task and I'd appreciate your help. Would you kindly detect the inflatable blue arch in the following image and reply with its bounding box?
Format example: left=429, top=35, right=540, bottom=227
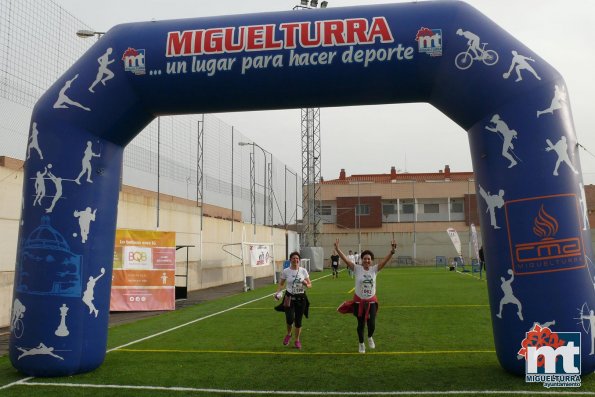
left=10, top=1, right=595, bottom=377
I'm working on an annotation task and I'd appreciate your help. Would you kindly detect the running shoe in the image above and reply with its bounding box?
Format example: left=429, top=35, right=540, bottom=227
left=368, top=337, right=375, bottom=349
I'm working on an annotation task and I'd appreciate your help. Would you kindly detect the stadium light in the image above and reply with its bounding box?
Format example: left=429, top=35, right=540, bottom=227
left=76, top=29, right=105, bottom=39
left=295, top=0, right=327, bottom=9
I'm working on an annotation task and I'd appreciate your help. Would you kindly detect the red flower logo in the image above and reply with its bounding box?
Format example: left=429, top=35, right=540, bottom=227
left=518, top=324, right=566, bottom=367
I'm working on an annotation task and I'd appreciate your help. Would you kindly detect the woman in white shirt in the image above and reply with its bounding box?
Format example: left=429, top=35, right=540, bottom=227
left=274, top=251, right=312, bottom=350
left=334, top=238, right=397, bottom=353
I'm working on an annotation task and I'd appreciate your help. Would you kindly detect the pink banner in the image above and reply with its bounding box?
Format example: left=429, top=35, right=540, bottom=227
left=110, top=229, right=176, bottom=311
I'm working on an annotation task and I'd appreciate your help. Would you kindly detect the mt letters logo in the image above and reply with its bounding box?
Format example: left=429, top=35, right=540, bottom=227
left=415, top=27, right=442, bottom=57
left=519, top=324, right=581, bottom=388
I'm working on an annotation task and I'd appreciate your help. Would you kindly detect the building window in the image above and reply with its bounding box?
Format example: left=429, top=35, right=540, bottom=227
left=423, top=203, right=439, bottom=214
left=451, top=200, right=464, bottom=213
left=382, top=204, right=396, bottom=215
left=356, top=204, right=369, bottom=216
left=320, top=206, right=332, bottom=216
left=402, top=202, right=415, bottom=214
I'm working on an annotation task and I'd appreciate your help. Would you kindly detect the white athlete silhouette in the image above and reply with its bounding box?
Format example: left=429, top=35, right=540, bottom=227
left=537, top=85, right=566, bottom=118
left=27, top=122, right=43, bottom=160
left=503, top=50, right=540, bottom=82
left=161, top=272, right=168, bottom=285
left=496, top=269, right=523, bottom=321
left=53, top=74, right=91, bottom=111
left=456, top=28, right=481, bottom=58
left=45, top=167, right=63, bottom=213
left=73, top=207, right=97, bottom=243
left=82, top=267, right=105, bottom=317
left=484, top=114, right=519, bottom=168
left=75, top=141, right=101, bottom=184
left=33, top=167, right=48, bottom=206
left=478, top=185, right=505, bottom=229
left=545, top=136, right=579, bottom=176
left=89, top=48, right=115, bottom=93
left=10, top=298, right=26, bottom=338
left=55, top=303, right=70, bottom=337
left=579, top=183, right=590, bottom=231
left=580, top=309, right=595, bottom=355
left=17, top=343, right=64, bottom=360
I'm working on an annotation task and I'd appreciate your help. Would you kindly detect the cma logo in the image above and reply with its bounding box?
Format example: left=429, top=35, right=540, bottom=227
left=510, top=202, right=584, bottom=274
left=128, top=251, right=147, bottom=262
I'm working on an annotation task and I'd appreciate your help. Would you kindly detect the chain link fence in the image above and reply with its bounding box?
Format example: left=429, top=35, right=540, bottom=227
left=0, top=0, right=302, bottom=226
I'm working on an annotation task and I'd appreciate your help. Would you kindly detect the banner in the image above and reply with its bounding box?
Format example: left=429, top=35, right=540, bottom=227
left=110, top=229, right=176, bottom=311
left=249, top=244, right=271, bottom=267
left=470, top=223, right=480, bottom=260
left=446, top=227, right=462, bottom=257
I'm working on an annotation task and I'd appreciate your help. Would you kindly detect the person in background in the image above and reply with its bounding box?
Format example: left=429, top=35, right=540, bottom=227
left=274, top=251, right=312, bottom=350
left=347, top=250, right=356, bottom=278
left=479, top=246, right=486, bottom=271
left=334, top=238, right=397, bottom=353
left=330, top=250, right=340, bottom=279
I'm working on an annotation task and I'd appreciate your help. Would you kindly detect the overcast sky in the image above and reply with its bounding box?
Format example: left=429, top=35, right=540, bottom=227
left=54, top=0, right=595, bottom=182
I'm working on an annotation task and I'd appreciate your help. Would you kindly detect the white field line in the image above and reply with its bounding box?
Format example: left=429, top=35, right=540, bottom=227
left=108, top=271, right=332, bottom=352
left=15, top=382, right=595, bottom=396
left=0, top=272, right=332, bottom=391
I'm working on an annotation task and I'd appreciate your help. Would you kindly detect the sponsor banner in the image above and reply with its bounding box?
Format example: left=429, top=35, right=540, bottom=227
left=111, top=229, right=176, bottom=311
left=470, top=223, right=480, bottom=260
left=249, top=244, right=271, bottom=267
left=446, top=227, right=462, bottom=257
left=109, top=287, right=175, bottom=312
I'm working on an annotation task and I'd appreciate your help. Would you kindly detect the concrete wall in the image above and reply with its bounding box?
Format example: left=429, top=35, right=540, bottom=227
left=0, top=158, right=289, bottom=327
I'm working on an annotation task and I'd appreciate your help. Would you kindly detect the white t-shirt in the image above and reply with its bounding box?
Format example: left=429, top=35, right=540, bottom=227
left=281, top=266, right=309, bottom=295
left=354, top=264, right=378, bottom=299
left=348, top=254, right=356, bottom=265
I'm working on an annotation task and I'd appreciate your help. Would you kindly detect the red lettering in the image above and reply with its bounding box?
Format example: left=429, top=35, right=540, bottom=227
left=368, top=17, right=394, bottom=43
left=192, top=30, right=203, bottom=55
left=279, top=22, right=300, bottom=48
left=346, top=18, right=369, bottom=44
left=300, top=21, right=321, bottom=47
left=166, top=17, right=395, bottom=56
left=204, top=28, right=224, bottom=53
left=246, top=25, right=265, bottom=50
left=223, top=27, right=244, bottom=52
left=264, top=24, right=283, bottom=50
left=323, top=20, right=345, bottom=45
left=166, top=31, right=193, bottom=57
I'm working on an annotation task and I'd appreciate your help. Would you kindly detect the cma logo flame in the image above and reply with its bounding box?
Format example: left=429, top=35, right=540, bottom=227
left=532, top=205, right=559, bottom=240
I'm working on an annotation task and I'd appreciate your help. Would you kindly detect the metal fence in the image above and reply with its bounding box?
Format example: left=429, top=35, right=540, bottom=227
left=0, top=0, right=302, bottom=226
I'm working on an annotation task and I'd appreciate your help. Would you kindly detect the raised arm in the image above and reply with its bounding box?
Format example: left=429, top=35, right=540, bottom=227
left=378, top=240, right=397, bottom=271
left=334, top=239, right=355, bottom=271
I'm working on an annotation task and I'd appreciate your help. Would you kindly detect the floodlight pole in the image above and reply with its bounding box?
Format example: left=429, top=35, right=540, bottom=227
left=239, top=141, right=268, bottom=227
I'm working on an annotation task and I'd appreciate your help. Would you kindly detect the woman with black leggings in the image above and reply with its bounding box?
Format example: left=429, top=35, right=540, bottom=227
left=274, top=251, right=311, bottom=350
left=334, top=239, right=397, bottom=353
